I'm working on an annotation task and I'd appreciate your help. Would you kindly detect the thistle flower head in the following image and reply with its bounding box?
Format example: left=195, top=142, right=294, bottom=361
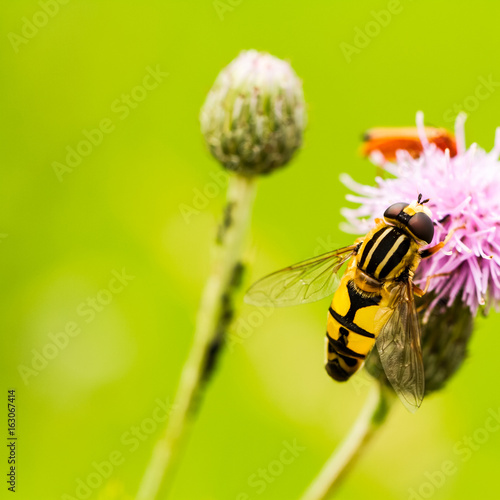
left=200, top=50, right=306, bottom=176
left=342, top=112, right=500, bottom=318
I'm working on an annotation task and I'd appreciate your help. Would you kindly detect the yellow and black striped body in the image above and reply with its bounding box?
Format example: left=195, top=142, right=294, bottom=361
left=325, top=222, right=421, bottom=381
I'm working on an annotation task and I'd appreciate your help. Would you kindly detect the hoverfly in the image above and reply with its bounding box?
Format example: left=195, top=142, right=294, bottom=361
left=362, top=126, right=457, bottom=161
left=245, top=196, right=457, bottom=411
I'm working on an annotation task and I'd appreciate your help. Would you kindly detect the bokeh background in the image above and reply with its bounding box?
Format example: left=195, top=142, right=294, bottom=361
left=2, top=1, right=500, bottom=499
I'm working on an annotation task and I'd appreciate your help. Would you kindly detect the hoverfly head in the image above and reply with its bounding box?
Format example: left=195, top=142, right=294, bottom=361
left=383, top=196, right=434, bottom=244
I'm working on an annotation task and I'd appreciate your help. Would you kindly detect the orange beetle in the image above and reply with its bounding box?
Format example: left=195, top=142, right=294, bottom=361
left=362, top=127, right=457, bottom=161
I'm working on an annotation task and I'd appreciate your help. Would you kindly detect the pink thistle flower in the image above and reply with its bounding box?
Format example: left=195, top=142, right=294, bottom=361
left=341, top=112, right=500, bottom=319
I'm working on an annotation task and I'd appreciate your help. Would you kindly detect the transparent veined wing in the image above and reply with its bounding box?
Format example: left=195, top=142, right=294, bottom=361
left=244, top=244, right=359, bottom=307
left=375, top=281, right=425, bottom=413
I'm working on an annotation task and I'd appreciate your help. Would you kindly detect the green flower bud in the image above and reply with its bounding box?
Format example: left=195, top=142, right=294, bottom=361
left=365, top=295, right=474, bottom=396
left=200, top=50, right=306, bottom=176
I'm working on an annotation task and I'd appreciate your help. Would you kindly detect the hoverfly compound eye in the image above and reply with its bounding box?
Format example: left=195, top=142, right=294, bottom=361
left=383, top=202, right=409, bottom=221
left=408, top=212, right=435, bottom=244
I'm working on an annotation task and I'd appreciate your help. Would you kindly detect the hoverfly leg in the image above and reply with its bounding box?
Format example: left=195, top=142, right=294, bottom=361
left=419, top=272, right=451, bottom=295
left=413, top=272, right=451, bottom=313
left=419, top=225, right=466, bottom=259
left=420, top=244, right=443, bottom=259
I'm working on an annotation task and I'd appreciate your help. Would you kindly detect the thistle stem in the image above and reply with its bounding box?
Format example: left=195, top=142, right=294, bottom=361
left=299, top=382, right=393, bottom=500
left=136, top=173, right=257, bottom=500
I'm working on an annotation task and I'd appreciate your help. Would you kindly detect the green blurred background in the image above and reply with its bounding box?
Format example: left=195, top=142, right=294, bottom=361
left=2, top=1, right=500, bottom=499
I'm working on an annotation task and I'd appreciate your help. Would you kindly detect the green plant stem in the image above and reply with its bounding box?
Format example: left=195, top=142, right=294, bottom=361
left=299, top=381, right=393, bottom=500
left=136, top=173, right=257, bottom=500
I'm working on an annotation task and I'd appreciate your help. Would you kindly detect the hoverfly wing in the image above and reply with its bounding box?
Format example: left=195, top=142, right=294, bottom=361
left=375, top=281, right=425, bottom=413
left=244, top=245, right=358, bottom=307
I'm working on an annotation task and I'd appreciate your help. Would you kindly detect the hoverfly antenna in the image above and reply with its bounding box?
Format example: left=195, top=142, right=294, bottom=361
left=417, top=193, right=430, bottom=205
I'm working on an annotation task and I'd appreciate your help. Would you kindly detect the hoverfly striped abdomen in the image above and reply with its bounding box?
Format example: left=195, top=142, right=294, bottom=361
left=325, top=277, right=381, bottom=381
